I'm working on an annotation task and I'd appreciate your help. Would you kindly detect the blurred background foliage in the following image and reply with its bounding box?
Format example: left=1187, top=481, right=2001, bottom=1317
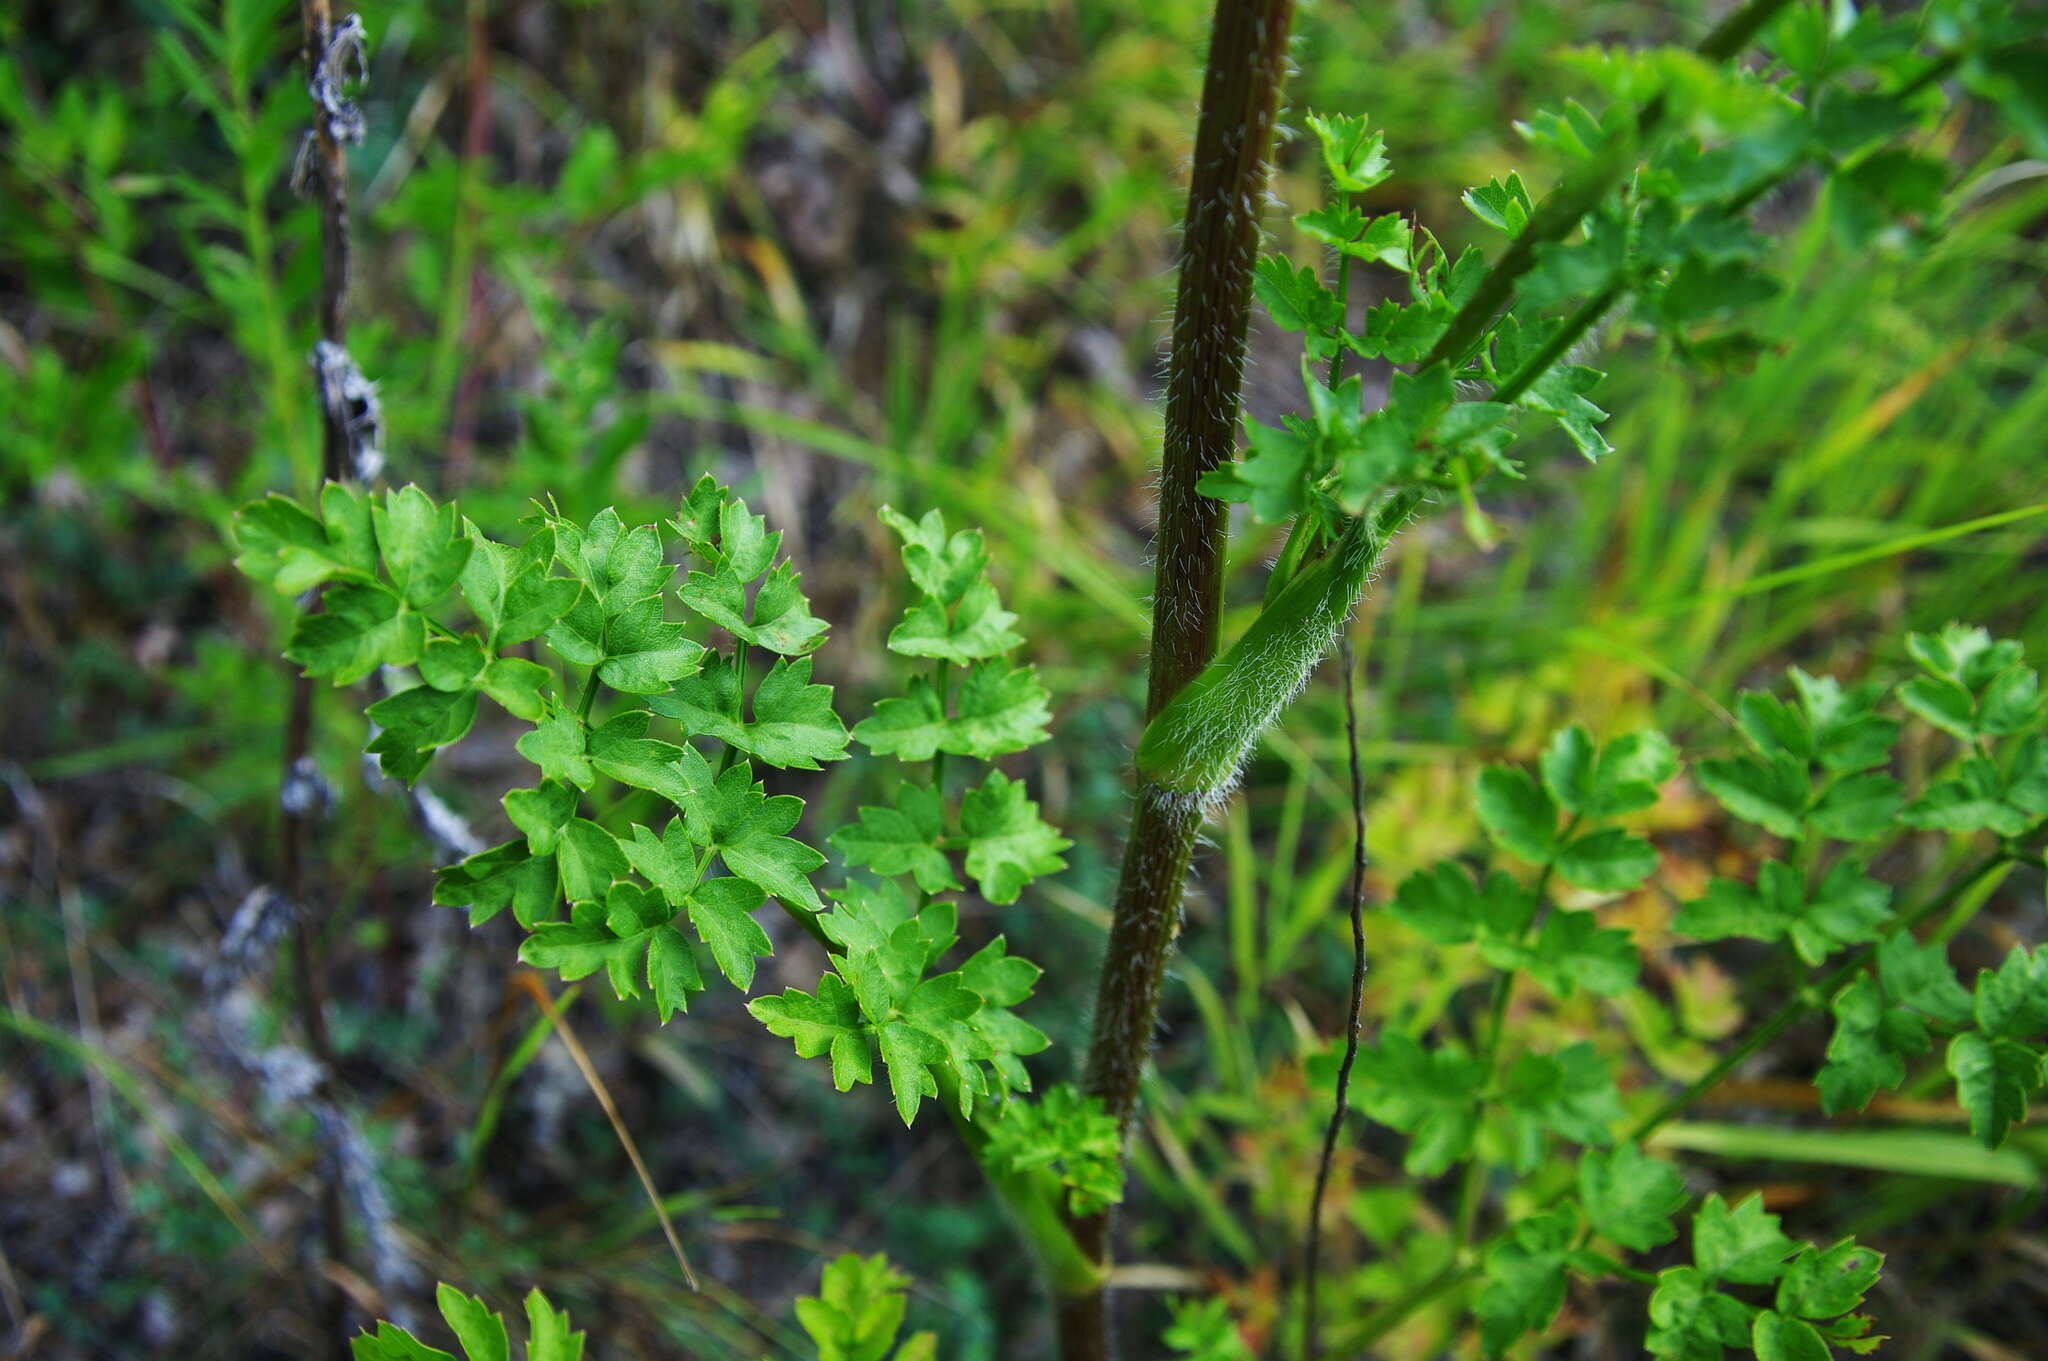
left=2, top=0, right=2045, bottom=1356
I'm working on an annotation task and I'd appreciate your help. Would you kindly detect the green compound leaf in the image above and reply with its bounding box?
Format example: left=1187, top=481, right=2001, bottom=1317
left=681, top=559, right=828, bottom=657
left=887, top=578, right=1023, bottom=663
left=1948, top=1031, right=2044, bottom=1148
left=557, top=818, right=627, bottom=902
left=879, top=505, right=988, bottom=605
left=957, top=935, right=1051, bottom=1093
left=351, top=1283, right=584, bottom=1361
left=1540, top=725, right=1680, bottom=818
left=665, top=476, right=726, bottom=557
left=1463, top=170, right=1533, bottom=236
left=434, top=841, right=556, bottom=928
left=1971, top=945, right=2048, bottom=1040
left=1787, top=668, right=1899, bottom=772
left=516, top=707, right=595, bottom=789
left=2006, top=735, right=2048, bottom=814
left=1817, top=974, right=1928, bottom=1115
left=234, top=484, right=377, bottom=593
left=1673, top=860, right=1890, bottom=966
left=655, top=653, right=851, bottom=769
left=543, top=596, right=605, bottom=668
left=982, top=1083, right=1123, bottom=1215
left=1389, top=864, right=1534, bottom=946
left=1348, top=1031, right=1485, bottom=1176
left=1579, top=1143, right=1687, bottom=1251
left=796, top=1253, right=931, bottom=1361
left=1696, top=752, right=1808, bottom=838
left=1902, top=755, right=2037, bottom=837
left=585, top=709, right=694, bottom=801
left=522, top=1290, right=585, bottom=1361
left=365, top=682, right=478, bottom=782
left=646, top=925, right=703, bottom=1022
left=373, top=485, right=473, bottom=610
left=435, top=1283, right=509, bottom=1361
left=523, top=889, right=658, bottom=1001
left=595, top=598, right=705, bottom=694
left=1751, top=1311, right=1832, bottom=1361
left=1516, top=362, right=1611, bottom=460
left=776, top=885, right=1044, bottom=1124
left=1475, top=765, right=1561, bottom=865
left=1477, top=1208, right=1575, bottom=1357
left=286, top=580, right=424, bottom=683
left=1555, top=827, right=1659, bottom=892
left=506, top=780, right=579, bottom=855
left=829, top=782, right=960, bottom=895
left=1490, top=908, right=1638, bottom=999
left=1500, top=1042, right=1624, bottom=1164
left=685, top=875, right=772, bottom=990
left=1305, top=110, right=1393, bottom=192
left=1875, top=933, right=1973, bottom=1026
left=545, top=506, right=673, bottom=614
left=750, top=972, right=872, bottom=1092
left=1252, top=254, right=1344, bottom=336
left=1900, top=675, right=1978, bottom=741
left=1775, top=1239, right=1882, bottom=1320
left=1647, top=1266, right=1755, bottom=1360
left=854, top=661, right=1053, bottom=762
left=1901, top=624, right=2042, bottom=742
left=352, top=1322, right=455, bottom=1361
left=459, top=523, right=582, bottom=648
left=960, top=771, right=1071, bottom=904
left=594, top=522, right=670, bottom=615
left=623, top=817, right=701, bottom=904
left=1692, top=1192, right=1798, bottom=1286
left=419, top=634, right=487, bottom=691
left=1196, top=413, right=1317, bottom=522
left=1808, top=770, right=1903, bottom=841
left=1162, top=1297, right=1254, bottom=1361
left=675, top=750, right=828, bottom=912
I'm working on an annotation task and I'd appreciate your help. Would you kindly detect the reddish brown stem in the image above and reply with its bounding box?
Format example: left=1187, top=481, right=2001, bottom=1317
left=1062, top=0, right=1297, bottom=1355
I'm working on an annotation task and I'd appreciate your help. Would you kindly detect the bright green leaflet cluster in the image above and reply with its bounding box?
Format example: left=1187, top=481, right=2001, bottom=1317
left=1646, top=1195, right=1885, bottom=1361
left=1160, top=1296, right=1255, bottom=1361
left=1207, top=11, right=2037, bottom=545
left=1676, top=627, right=2048, bottom=1146
left=980, top=1081, right=1123, bottom=1216
left=235, top=480, right=1069, bottom=1128
left=351, top=1283, right=583, bottom=1361
left=795, top=1253, right=936, bottom=1361
left=1143, top=5, right=2047, bottom=812
left=1329, top=629, right=2048, bottom=1357
left=349, top=1254, right=931, bottom=1361
left=752, top=506, right=1070, bottom=1124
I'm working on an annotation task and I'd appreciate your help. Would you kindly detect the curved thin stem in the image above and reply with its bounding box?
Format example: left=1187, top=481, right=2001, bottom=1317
left=1303, top=638, right=1369, bottom=1361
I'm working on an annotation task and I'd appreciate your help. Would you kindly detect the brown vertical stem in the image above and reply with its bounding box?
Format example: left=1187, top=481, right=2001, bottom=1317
left=300, top=1, right=354, bottom=451
left=444, top=0, right=492, bottom=485
left=1062, top=0, right=1296, bottom=1356
left=283, top=1, right=354, bottom=1349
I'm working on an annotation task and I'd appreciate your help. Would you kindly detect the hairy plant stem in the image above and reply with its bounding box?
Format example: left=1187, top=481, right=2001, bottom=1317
left=1062, top=5, right=1793, bottom=1352
left=1064, top=0, right=1296, bottom=1354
